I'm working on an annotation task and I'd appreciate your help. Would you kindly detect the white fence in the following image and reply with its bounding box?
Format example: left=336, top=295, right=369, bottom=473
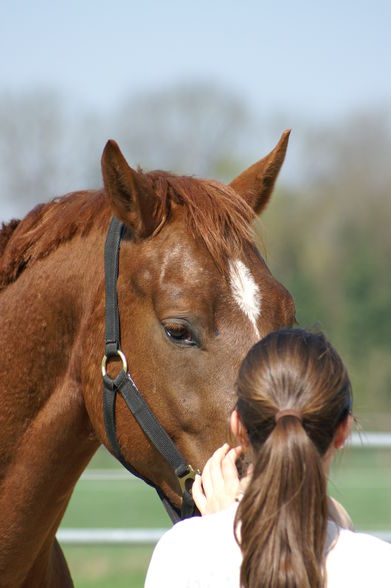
left=56, top=527, right=391, bottom=544
left=57, top=432, right=391, bottom=545
left=58, top=528, right=166, bottom=544
left=350, top=432, right=391, bottom=447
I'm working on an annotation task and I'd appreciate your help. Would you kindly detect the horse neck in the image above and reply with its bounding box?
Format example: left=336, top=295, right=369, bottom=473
left=0, top=230, right=104, bottom=581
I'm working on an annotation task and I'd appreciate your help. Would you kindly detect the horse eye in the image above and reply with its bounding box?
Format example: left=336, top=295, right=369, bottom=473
left=163, top=323, right=197, bottom=346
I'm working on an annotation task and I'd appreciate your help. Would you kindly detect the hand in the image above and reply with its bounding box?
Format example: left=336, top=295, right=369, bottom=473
left=192, top=443, right=242, bottom=515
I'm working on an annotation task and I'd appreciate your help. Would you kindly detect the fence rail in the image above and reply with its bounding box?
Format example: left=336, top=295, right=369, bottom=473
left=58, top=528, right=166, bottom=544
left=58, top=432, right=391, bottom=545
left=57, top=528, right=391, bottom=544
left=350, top=432, right=391, bottom=447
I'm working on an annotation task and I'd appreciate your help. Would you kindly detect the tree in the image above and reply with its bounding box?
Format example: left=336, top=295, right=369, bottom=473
left=0, top=84, right=257, bottom=220
left=110, top=82, right=255, bottom=179
left=262, top=108, right=391, bottom=418
left=0, top=89, right=105, bottom=220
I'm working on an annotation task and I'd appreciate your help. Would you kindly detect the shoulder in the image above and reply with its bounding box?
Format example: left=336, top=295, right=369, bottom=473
left=153, top=503, right=238, bottom=553
left=327, top=525, right=391, bottom=587
left=337, top=527, right=391, bottom=555
left=145, top=504, right=240, bottom=588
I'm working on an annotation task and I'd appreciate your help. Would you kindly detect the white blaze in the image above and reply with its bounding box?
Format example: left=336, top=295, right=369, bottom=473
left=229, top=259, right=261, bottom=338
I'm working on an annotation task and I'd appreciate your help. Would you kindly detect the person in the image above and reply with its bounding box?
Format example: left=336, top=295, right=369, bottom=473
left=145, top=328, right=391, bottom=588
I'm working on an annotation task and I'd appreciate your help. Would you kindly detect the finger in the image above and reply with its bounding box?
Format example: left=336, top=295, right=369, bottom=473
left=201, top=444, right=230, bottom=499
left=205, top=444, right=238, bottom=507
left=208, top=443, right=231, bottom=483
left=223, top=446, right=242, bottom=471
left=192, top=473, right=207, bottom=514
left=221, top=447, right=242, bottom=487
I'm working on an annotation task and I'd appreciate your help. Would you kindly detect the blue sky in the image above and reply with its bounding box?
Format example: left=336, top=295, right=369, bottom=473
left=0, top=0, right=390, bottom=221
left=1, top=0, right=390, bottom=122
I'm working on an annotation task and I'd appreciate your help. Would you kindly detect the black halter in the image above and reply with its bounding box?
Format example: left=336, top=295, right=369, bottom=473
left=102, top=217, right=199, bottom=523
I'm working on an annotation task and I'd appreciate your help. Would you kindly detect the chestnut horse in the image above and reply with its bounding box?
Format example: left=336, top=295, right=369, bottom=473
left=0, top=131, right=295, bottom=587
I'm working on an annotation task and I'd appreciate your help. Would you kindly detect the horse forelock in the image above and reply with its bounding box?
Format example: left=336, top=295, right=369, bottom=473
left=144, top=170, right=257, bottom=274
left=0, top=171, right=258, bottom=289
left=0, top=190, right=109, bottom=290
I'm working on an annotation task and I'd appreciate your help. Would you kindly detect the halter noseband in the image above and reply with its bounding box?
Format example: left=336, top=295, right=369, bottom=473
left=102, top=217, right=199, bottom=523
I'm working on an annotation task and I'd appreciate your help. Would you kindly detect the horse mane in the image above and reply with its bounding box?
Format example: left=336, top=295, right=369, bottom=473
left=0, top=171, right=256, bottom=290
left=0, top=191, right=109, bottom=290
left=0, top=219, right=21, bottom=257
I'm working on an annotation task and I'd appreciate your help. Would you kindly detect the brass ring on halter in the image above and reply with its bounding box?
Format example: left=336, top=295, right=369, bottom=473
left=274, top=408, right=302, bottom=423
left=101, top=349, right=128, bottom=378
left=177, top=464, right=201, bottom=494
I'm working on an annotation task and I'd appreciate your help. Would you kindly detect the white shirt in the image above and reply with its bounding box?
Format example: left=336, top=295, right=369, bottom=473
left=145, top=503, right=391, bottom=588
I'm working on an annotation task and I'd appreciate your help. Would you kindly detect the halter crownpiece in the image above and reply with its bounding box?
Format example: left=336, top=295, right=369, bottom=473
left=275, top=408, right=302, bottom=423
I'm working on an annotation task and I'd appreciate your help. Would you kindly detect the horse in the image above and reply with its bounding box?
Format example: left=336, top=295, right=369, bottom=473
left=0, top=131, right=295, bottom=587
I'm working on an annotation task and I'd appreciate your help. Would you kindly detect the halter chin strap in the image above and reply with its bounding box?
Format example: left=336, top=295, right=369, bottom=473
left=102, top=217, right=199, bottom=523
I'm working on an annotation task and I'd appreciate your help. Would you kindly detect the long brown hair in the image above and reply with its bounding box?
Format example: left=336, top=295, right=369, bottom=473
left=235, top=328, right=352, bottom=588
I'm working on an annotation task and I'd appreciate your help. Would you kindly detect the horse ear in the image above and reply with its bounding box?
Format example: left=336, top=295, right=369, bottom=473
left=230, top=130, right=290, bottom=215
left=101, top=140, right=159, bottom=238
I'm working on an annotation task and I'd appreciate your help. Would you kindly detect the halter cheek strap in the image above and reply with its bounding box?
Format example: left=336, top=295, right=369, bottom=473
left=102, top=217, right=199, bottom=523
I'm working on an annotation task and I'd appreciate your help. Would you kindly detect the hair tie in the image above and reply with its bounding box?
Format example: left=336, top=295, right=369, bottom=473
left=275, top=408, right=302, bottom=423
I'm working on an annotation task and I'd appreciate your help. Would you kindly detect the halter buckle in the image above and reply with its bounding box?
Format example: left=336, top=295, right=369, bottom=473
left=101, top=349, right=128, bottom=378
left=177, top=464, right=200, bottom=494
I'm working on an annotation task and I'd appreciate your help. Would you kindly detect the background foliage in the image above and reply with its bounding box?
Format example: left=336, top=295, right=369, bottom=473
left=262, top=110, right=391, bottom=420
left=1, top=85, right=390, bottom=424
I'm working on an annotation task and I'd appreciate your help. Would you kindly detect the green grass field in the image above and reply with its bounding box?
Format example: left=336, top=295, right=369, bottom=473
left=59, top=445, right=391, bottom=587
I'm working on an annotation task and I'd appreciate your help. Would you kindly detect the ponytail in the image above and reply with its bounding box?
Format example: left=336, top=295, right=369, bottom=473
left=235, top=415, right=327, bottom=588
left=234, top=328, right=352, bottom=588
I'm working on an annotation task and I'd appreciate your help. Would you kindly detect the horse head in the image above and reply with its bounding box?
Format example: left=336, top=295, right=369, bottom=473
left=83, top=132, right=296, bottom=514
